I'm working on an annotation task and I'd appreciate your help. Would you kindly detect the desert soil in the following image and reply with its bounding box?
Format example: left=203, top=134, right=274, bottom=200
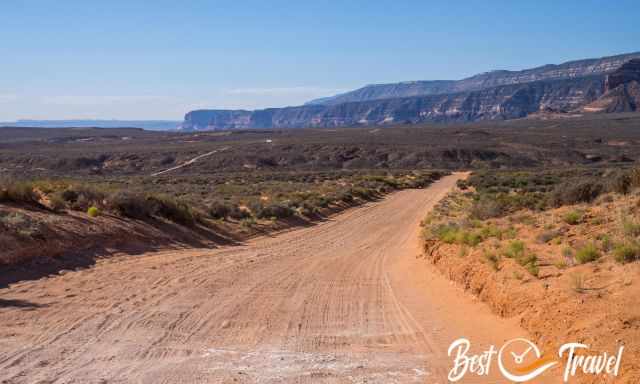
left=0, top=174, right=551, bottom=383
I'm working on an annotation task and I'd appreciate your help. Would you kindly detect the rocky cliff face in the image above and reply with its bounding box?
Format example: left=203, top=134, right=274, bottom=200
left=583, top=60, right=640, bottom=113
left=181, top=53, right=640, bottom=131
left=306, top=52, right=640, bottom=105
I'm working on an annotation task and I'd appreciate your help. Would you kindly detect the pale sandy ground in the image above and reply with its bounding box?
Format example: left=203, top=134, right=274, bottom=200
left=0, top=174, right=557, bottom=383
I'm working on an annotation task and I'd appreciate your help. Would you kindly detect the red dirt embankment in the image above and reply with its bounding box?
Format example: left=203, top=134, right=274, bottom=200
left=423, top=189, right=640, bottom=383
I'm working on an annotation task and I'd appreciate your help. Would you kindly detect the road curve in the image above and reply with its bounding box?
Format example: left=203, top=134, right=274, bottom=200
left=0, top=174, right=537, bottom=383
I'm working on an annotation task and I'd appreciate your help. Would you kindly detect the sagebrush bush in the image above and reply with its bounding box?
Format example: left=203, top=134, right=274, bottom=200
left=551, top=180, right=604, bottom=206
left=503, top=240, right=526, bottom=259
left=614, top=242, right=640, bottom=263
left=470, top=196, right=505, bottom=219
left=208, top=200, right=232, bottom=219
left=107, top=191, right=154, bottom=219
left=256, top=203, right=295, bottom=220
left=622, top=218, right=640, bottom=238
left=563, top=210, right=583, bottom=225
left=609, top=171, right=632, bottom=195
left=575, top=243, right=600, bottom=264
left=149, top=195, right=196, bottom=226
left=536, top=230, right=558, bottom=244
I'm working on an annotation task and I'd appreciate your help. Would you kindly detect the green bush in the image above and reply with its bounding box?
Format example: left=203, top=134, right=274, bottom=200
left=256, top=203, right=295, bottom=220
left=575, top=243, right=600, bottom=264
left=432, top=224, right=461, bottom=244
left=87, top=206, right=100, bottom=217
left=551, top=180, right=604, bottom=207
left=563, top=210, right=583, bottom=225
left=59, top=185, right=106, bottom=210
left=470, top=196, right=505, bottom=219
left=524, top=261, right=540, bottom=277
left=503, top=240, right=526, bottom=259
left=107, top=191, right=154, bottom=219
left=613, top=242, right=640, bottom=263
left=149, top=195, right=196, bottom=226
left=622, top=219, right=640, bottom=238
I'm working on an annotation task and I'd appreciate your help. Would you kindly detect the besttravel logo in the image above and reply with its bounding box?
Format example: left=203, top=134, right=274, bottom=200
left=447, top=337, right=624, bottom=382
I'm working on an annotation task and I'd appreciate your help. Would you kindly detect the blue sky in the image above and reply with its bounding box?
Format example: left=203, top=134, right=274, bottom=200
left=1, top=0, right=638, bottom=120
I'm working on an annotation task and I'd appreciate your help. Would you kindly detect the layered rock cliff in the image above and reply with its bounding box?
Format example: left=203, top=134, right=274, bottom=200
left=306, top=52, right=640, bottom=105
left=583, top=59, right=640, bottom=113
left=181, top=52, right=640, bottom=131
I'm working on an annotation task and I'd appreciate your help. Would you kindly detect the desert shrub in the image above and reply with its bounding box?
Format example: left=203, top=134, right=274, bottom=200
left=240, top=217, right=256, bottom=228
left=61, top=189, right=80, bottom=203
left=296, top=202, right=318, bottom=216
left=456, top=179, right=469, bottom=190
left=536, top=230, right=559, bottom=244
left=478, top=223, right=504, bottom=239
left=107, top=191, right=154, bottom=219
left=48, top=193, right=67, bottom=212
left=470, top=196, right=505, bottom=219
left=575, top=243, right=600, bottom=264
left=629, top=169, right=640, bottom=189
left=256, top=203, right=295, bottom=220
left=458, top=231, right=483, bottom=247
left=0, top=211, right=45, bottom=239
left=338, top=192, right=355, bottom=203
left=470, top=192, right=546, bottom=220
left=87, top=206, right=100, bottom=218
left=159, top=155, right=175, bottom=165
left=613, top=242, right=640, bottom=263
left=609, top=171, right=632, bottom=195
left=0, top=181, right=40, bottom=206
left=350, top=187, right=376, bottom=200
left=432, top=224, right=461, bottom=244
left=208, top=200, right=232, bottom=219
left=228, top=206, right=250, bottom=220
left=60, top=185, right=106, bottom=210
left=483, top=251, right=500, bottom=271
left=599, top=234, right=613, bottom=252
left=149, top=195, right=196, bottom=226
left=503, top=240, right=526, bottom=259
left=622, top=218, right=640, bottom=238
left=524, top=260, right=539, bottom=277
left=563, top=210, right=583, bottom=225
left=550, top=180, right=604, bottom=207
left=503, top=240, right=538, bottom=276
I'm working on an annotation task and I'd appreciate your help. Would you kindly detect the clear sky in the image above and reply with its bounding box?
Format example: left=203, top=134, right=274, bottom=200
left=1, top=0, right=638, bottom=120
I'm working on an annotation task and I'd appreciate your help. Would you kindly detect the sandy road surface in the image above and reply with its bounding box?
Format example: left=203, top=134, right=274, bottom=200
left=0, top=174, right=543, bottom=383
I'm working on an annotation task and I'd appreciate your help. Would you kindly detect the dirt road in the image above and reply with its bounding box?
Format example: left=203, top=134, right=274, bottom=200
left=0, top=174, right=537, bottom=383
left=151, top=147, right=229, bottom=177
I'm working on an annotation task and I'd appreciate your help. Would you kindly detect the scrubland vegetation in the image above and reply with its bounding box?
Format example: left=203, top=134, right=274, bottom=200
left=424, top=166, right=640, bottom=277
left=0, top=170, right=444, bottom=266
